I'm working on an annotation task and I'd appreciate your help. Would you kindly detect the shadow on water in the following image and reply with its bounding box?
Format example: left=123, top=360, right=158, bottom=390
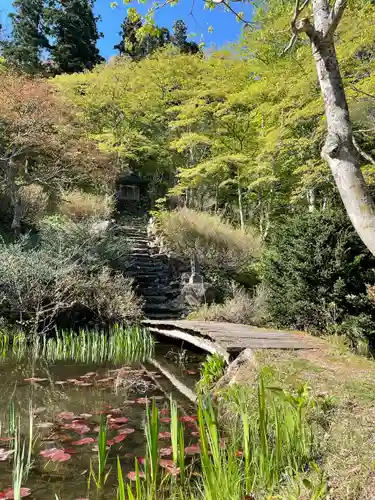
left=0, top=328, right=204, bottom=499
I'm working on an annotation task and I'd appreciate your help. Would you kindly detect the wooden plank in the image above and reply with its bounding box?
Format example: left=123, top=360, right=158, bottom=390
left=147, top=327, right=230, bottom=362
left=143, top=319, right=318, bottom=358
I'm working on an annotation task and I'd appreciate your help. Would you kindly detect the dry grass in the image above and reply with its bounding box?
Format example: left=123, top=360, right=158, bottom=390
left=156, top=208, right=261, bottom=272
left=188, top=285, right=263, bottom=324
left=59, top=190, right=114, bottom=221
left=224, top=342, right=375, bottom=499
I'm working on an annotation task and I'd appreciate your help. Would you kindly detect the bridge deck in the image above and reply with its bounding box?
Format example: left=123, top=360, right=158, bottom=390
left=142, top=319, right=321, bottom=361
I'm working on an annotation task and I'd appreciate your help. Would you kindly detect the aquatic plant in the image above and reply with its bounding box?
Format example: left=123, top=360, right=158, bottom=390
left=196, top=353, right=226, bottom=393
left=122, top=372, right=324, bottom=499
left=89, top=415, right=111, bottom=491
left=0, top=325, right=155, bottom=365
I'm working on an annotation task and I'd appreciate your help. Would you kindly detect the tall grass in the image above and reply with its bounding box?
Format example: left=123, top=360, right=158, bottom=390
left=59, top=190, right=114, bottom=221
left=154, top=208, right=261, bottom=274
left=0, top=325, right=155, bottom=364
left=118, top=371, right=324, bottom=499
left=89, top=415, right=111, bottom=491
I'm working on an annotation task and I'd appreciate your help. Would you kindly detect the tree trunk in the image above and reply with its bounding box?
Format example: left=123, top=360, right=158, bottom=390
left=238, top=183, right=245, bottom=230
left=310, top=0, right=375, bottom=255
left=307, top=188, right=316, bottom=212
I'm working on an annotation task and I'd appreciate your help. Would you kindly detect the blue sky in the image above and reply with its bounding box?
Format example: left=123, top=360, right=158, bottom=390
left=0, top=0, right=253, bottom=60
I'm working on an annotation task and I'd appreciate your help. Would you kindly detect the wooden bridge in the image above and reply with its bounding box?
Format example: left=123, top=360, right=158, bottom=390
left=142, top=319, right=320, bottom=362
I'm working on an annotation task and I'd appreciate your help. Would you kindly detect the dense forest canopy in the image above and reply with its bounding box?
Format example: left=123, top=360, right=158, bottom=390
left=49, top=0, right=375, bottom=237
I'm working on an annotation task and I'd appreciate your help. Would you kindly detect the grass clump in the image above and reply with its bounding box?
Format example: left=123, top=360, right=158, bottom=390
left=154, top=208, right=261, bottom=275
left=59, top=190, right=114, bottom=221
left=196, top=353, right=226, bottom=393
left=188, top=285, right=262, bottom=325
left=0, top=326, right=154, bottom=364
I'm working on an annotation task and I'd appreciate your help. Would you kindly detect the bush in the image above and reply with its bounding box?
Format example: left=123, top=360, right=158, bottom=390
left=59, top=190, right=114, bottom=221
left=154, top=208, right=261, bottom=287
left=262, top=210, right=375, bottom=343
left=0, top=219, right=141, bottom=332
left=39, top=216, right=130, bottom=272
left=188, top=285, right=265, bottom=325
left=19, top=184, right=49, bottom=226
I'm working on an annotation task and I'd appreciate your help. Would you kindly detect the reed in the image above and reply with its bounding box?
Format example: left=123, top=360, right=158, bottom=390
left=89, top=415, right=111, bottom=490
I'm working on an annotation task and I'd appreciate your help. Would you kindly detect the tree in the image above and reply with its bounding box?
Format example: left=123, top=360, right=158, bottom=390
left=282, top=0, right=375, bottom=256
left=48, top=0, right=104, bottom=74
left=0, top=0, right=49, bottom=74
left=172, top=20, right=199, bottom=54
left=114, top=10, right=170, bottom=60
left=0, top=71, right=113, bottom=235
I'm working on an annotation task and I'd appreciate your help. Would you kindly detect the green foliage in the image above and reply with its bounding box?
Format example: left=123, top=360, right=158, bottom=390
left=114, top=10, right=170, bottom=60
left=196, top=353, right=226, bottom=393
left=262, top=210, right=375, bottom=343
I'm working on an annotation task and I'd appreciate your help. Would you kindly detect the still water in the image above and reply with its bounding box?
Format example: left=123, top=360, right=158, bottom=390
left=0, top=341, right=202, bottom=499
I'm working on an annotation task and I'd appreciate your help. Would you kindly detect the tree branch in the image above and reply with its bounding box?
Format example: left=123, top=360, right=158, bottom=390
left=353, top=135, right=375, bottom=166
left=281, top=0, right=312, bottom=55
left=206, top=0, right=253, bottom=26
left=328, top=0, right=348, bottom=35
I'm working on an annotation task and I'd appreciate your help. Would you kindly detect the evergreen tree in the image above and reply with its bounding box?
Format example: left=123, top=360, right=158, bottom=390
left=0, top=0, right=49, bottom=74
left=114, top=13, right=170, bottom=60
left=172, top=20, right=199, bottom=54
left=49, top=0, right=103, bottom=74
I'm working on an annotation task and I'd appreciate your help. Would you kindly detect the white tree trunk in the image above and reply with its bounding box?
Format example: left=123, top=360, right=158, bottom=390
left=308, top=0, right=375, bottom=255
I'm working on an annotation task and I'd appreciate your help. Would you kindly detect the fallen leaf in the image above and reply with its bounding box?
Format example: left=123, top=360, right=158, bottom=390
left=3, top=487, right=31, bottom=498
left=184, top=444, right=201, bottom=455
left=180, top=416, right=197, bottom=423
left=127, top=471, right=145, bottom=481
left=24, top=377, right=48, bottom=383
left=158, top=432, right=171, bottom=439
left=0, top=449, right=13, bottom=461
left=135, top=398, right=148, bottom=404
left=56, top=411, right=75, bottom=420
left=111, top=434, right=126, bottom=444
left=185, top=370, right=198, bottom=375
left=71, top=438, right=95, bottom=446
left=117, top=428, right=135, bottom=435
left=108, top=417, right=129, bottom=424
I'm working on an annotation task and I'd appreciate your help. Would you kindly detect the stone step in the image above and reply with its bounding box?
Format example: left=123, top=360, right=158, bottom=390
left=145, top=312, right=184, bottom=320
left=142, top=295, right=168, bottom=304
left=144, top=304, right=185, bottom=314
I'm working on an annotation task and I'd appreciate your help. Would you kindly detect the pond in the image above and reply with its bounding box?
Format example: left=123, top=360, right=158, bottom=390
left=0, top=328, right=203, bottom=499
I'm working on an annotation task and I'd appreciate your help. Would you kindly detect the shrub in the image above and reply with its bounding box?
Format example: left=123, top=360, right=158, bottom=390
left=154, top=208, right=261, bottom=284
left=77, top=268, right=143, bottom=323
left=0, top=219, right=140, bottom=332
left=59, top=190, right=114, bottom=221
left=262, top=210, right=375, bottom=343
left=19, top=184, right=49, bottom=226
left=39, top=217, right=130, bottom=272
left=188, top=285, right=263, bottom=324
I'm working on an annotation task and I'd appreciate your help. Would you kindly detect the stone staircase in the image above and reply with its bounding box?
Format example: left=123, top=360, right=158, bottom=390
left=123, top=219, right=185, bottom=320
